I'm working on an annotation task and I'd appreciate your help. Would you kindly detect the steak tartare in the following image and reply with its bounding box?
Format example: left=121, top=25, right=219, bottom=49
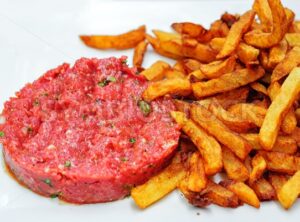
left=0, top=57, right=180, bottom=203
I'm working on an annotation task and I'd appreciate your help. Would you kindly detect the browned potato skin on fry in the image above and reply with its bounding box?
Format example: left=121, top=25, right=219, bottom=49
left=250, top=178, right=276, bottom=201
left=80, top=26, right=146, bottom=50
left=249, top=154, right=267, bottom=185
left=268, top=173, right=288, bottom=199
left=133, top=41, right=148, bottom=68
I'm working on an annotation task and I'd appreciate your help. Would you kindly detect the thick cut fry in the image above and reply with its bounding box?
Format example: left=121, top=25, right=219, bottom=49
left=260, top=151, right=297, bottom=174
left=251, top=178, right=276, bottom=201
left=133, top=41, right=148, bottom=68
left=291, top=127, right=300, bottom=147
left=192, top=67, right=264, bottom=99
left=199, top=56, right=236, bottom=79
left=222, top=180, right=260, bottom=208
left=259, top=67, right=300, bottom=150
left=217, top=10, right=255, bottom=59
left=268, top=173, right=288, bottom=199
left=188, top=70, right=206, bottom=81
left=182, top=42, right=217, bottom=63
left=228, top=103, right=267, bottom=127
left=250, top=82, right=268, bottom=95
left=222, top=147, right=249, bottom=181
left=268, top=82, right=297, bottom=134
left=172, top=22, right=206, bottom=38
left=249, top=154, right=267, bottom=185
left=164, top=69, right=186, bottom=79
left=174, top=100, right=190, bottom=116
left=202, top=181, right=240, bottom=208
left=236, top=43, right=260, bottom=65
left=182, top=59, right=202, bottom=73
left=205, top=99, right=254, bottom=133
left=190, top=104, right=252, bottom=159
left=285, top=33, right=300, bottom=47
left=142, top=78, right=191, bottom=101
left=131, top=153, right=185, bottom=209
left=244, top=0, right=288, bottom=48
left=173, top=61, right=186, bottom=74
left=146, top=34, right=182, bottom=59
left=268, top=39, right=288, bottom=68
left=209, top=37, right=226, bottom=51
left=241, top=134, right=297, bottom=154
left=153, top=30, right=181, bottom=42
left=187, top=152, right=208, bottom=192
left=80, top=26, right=146, bottom=50
left=278, top=171, right=300, bottom=209
left=140, top=61, right=170, bottom=81
left=252, top=0, right=272, bottom=32
left=171, top=111, right=222, bottom=175
left=271, top=46, right=300, bottom=82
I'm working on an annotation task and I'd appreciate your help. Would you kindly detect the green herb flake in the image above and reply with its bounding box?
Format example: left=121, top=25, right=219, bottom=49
left=98, top=80, right=109, bottom=87
left=64, top=160, right=71, bottom=168
left=50, top=192, right=61, bottom=199
left=129, top=138, right=136, bottom=144
left=107, top=76, right=117, bottom=82
left=0, top=131, right=4, bottom=137
left=120, top=157, right=128, bottom=162
left=121, top=59, right=128, bottom=65
left=43, top=178, right=52, bottom=187
left=138, top=100, right=151, bottom=116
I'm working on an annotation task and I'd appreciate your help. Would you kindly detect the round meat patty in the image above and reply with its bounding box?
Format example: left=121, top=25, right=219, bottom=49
left=0, top=57, right=180, bottom=203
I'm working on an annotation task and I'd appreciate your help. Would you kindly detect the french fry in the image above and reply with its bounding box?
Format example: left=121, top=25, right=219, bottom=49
left=192, top=67, right=265, bottom=99
left=285, top=33, right=300, bottom=47
left=188, top=70, right=206, bottom=82
left=268, top=39, right=288, bottom=68
left=199, top=56, right=236, bottom=79
left=259, top=67, right=300, bottom=150
left=171, top=111, right=223, bottom=175
left=222, top=180, right=260, bottom=208
left=153, top=30, right=181, bottom=42
left=236, top=43, right=260, bottom=65
left=80, top=25, right=146, bottom=50
left=190, top=104, right=252, bottom=159
left=249, top=154, right=267, bottom=185
left=250, top=178, right=276, bottom=201
left=174, top=100, right=190, bottom=116
left=186, top=152, right=208, bottom=192
left=131, top=153, right=186, bottom=209
left=133, top=41, right=148, bottom=68
left=271, top=47, right=300, bottom=82
left=252, top=0, right=272, bottom=32
left=291, top=127, right=300, bottom=147
left=140, top=61, right=170, bottom=81
left=268, top=173, right=288, bottom=199
left=209, top=37, right=226, bottom=51
left=241, top=134, right=297, bottom=154
left=142, top=78, right=191, bottom=101
left=221, top=12, right=238, bottom=28
left=172, top=22, right=206, bottom=38
left=250, top=82, right=268, bottom=95
left=164, top=69, right=186, bottom=79
left=244, top=0, right=288, bottom=48
left=222, top=147, right=250, bottom=181
left=173, top=61, right=186, bottom=74
left=182, top=59, right=202, bottom=73
left=295, top=108, right=300, bottom=123
left=182, top=41, right=217, bottom=63
left=201, top=180, right=240, bottom=208
left=278, top=171, right=300, bottom=209
left=217, top=10, right=255, bottom=59
left=267, top=82, right=297, bottom=134
left=260, top=151, right=297, bottom=174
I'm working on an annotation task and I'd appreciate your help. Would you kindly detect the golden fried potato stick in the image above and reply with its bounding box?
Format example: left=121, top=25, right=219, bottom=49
left=192, top=67, right=264, bottom=99
left=182, top=59, right=202, bottom=73
left=236, top=43, right=260, bottom=65
left=153, top=30, right=181, bottom=42
left=249, top=154, right=267, bottom=185
left=171, top=111, right=223, bottom=175
left=250, top=178, right=276, bottom=200
left=190, top=104, right=252, bottom=160
left=133, top=41, right=148, bottom=68
left=268, top=39, right=288, bottom=69
left=142, top=78, right=191, bottom=101
left=241, top=134, right=297, bottom=154
left=217, top=10, right=255, bottom=59
left=285, top=33, right=300, bottom=47
left=199, top=56, right=236, bottom=79
left=259, top=68, right=300, bottom=150
left=209, top=37, right=226, bottom=51
left=271, top=46, right=300, bottom=83
left=172, top=22, right=206, bottom=38
left=222, top=180, right=260, bottom=208
left=186, top=152, right=208, bottom=192
left=164, top=69, right=186, bottom=79
left=278, top=171, right=300, bottom=209
left=140, top=61, right=170, bottom=81
left=250, top=82, right=268, bottom=95
left=80, top=25, right=146, bottom=50
left=131, top=153, right=186, bottom=209
left=222, top=147, right=250, bottom=181
left=244, top=0, right=288, bottom=48
left=268, top=173, right=288, bottom=199
left=252, top=0, right=272, bottom=32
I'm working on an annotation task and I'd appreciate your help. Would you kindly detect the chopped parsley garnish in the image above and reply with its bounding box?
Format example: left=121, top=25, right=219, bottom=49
left=50, top=192, right=61, bottom=199
left=120, top=157, right=128, bottom=162
left=121, top=59, right=128, bottom=65
left=43, top=178, right=52, bottom=187
left=64, top=160, right=71, bottom=168
left=129, top=138, right=136, bottom=144
left=98, top=76, right=117, bottom=87
left=138, top=100, right=151, bottom=116
left=0, top=131, right=4, bottom=137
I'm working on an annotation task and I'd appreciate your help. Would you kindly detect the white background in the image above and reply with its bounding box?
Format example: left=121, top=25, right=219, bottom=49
left=0, top=0, right=300, bottom=221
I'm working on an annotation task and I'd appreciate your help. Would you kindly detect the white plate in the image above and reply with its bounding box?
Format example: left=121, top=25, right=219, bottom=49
left=0, top=0, right=300, bottom=221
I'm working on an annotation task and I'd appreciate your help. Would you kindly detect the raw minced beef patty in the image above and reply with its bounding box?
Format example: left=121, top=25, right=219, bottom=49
left=0, top=57, right=180, bottom=203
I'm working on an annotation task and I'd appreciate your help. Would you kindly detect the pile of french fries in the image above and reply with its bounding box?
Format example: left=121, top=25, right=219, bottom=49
left=80, top=0, right=300, bottom=210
